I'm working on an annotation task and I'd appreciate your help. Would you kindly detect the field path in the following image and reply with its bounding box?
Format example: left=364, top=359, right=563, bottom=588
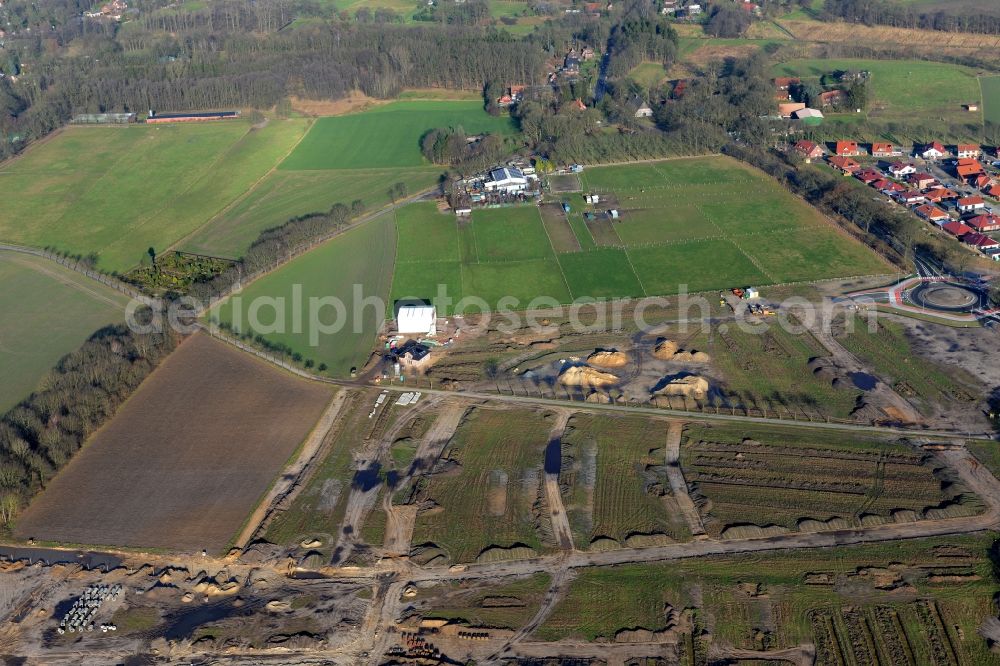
left=233, top=389, right=348, bottom=549
left=665, top=421, right=707, bottom=539
left=544, top=411, right=575, bottom=551
left=380, top=402, right=468, bottom=557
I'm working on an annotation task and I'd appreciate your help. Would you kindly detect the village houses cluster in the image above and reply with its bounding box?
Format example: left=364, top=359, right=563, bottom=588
left=793, top=137, right=1000, bottom=261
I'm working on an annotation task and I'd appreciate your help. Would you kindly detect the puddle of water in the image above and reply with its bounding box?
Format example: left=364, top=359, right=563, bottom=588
left=850, top=372, right=878, bottom=391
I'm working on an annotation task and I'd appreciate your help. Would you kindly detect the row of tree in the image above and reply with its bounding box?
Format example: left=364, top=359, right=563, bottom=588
left=822, top=0, right=1000, bottom=35
left=0, top=322, right=178, bottom=524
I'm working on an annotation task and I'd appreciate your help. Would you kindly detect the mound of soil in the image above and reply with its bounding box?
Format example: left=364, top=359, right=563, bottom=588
left=588, top=349, right=628, bottom=367
left=559, top=365, right=619, bottom=388
left=654, top=375, right=709, bottom=399
left=653, top=339, right=679, bottom=360
left=585, top=391, right=611, bottom=403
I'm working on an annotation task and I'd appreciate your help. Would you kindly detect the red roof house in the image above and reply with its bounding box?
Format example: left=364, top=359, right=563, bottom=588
left=915, top=204, right=949, bottom=224
left=921, top=142, right=947, bottom=159
left=957, top=195, right=986, bottom=213
left=924, top=187, right=958, bottom=202
left=828, top=155, right=860, bottom=173
left=888, top=162, right=916, bottom=177
left=906, top=172, right=936, bottom=189
left=855, top=168, right=882, bottom=184
left=835, top=140, right=862, bottom=157
left=956, top=144, right=981, bottom=159
left=963, top=232, right=1000, bottom=250
left=794, top=140, right=823, bottom=160
left=942, top=220, right=973, bottom=237
left=966, top=214, right=1000, bottom=232
left=871, top=142, right=899, bottom=158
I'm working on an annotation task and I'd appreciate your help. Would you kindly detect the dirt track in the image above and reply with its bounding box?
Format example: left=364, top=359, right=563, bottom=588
left=665, top=420, right=706, bottom=538
left=544, top=412, right=574, bottom=551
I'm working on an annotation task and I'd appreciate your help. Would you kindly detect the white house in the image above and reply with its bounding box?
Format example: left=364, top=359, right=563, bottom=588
left=634, top=104, right=653, bottom=118
left=920, top=142, right=946, bottom=160
left=484, top=166, right=529, bottom=194
left=397, top=305, right=437, bottom=336
left=888, top=162, right=916, bottom=178
left=957, top=195, right=987, bottom=214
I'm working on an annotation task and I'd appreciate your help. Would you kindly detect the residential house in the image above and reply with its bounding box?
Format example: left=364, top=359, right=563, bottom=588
left=896, top=190, right=925, bottom=206
left=906, top=172, right=936, bottom=190
left=773, top=77, right=799, bottom=100
left=955, top=161, right=984, bottom=182
left=963, top=232, right=1000, bottom=252
left=855, top=168, right=882, bottom=184
left=966, top=214, right=1000, bottom=233
left=955, top=144, right=981, bottom=159
left=835, top=140, right=862, bottom=157
left=874, top=179, right=906, bottom=194
left=819, top=90, right=847, bottom=107
left=971, top=174, right=995, bottom=190
left=984, top=183, right=1000, bottom=199
left=779, top=102, right=806, bottom=118
left=924, top=187, right=958, bottom=203
left=942, top=220, right=973, bottom=237
left=634, top=104, right=654, bottom=118
left=888, top=162, right=916, bottom=178
left=661, top=0, right=678, bottom=13
left=957, top=195, right=987, bottom=213
left=563, top=52, right=581, bottom=75
left=920, top=142, right=947, bottom=160
left=793, top=139, right=823, bottom=161
left=872, top=142, right=900, bottom=158
left=828, top=155, right=860, bottom=173
left=915, top=204, right=950, bottom=225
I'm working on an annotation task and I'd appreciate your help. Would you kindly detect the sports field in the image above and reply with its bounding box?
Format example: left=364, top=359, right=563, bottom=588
left=15, top=333, right=333, bottom=553
left=279, top=100, right=516, bottom=170
left=772, top=59, right=982, bottom=124
left=0, top=252, right=130, bottom=413
left=211, top=211, right=396, bottom=376
left=0, top=120, right=309, bottom=271
left=388, top=156, right=887, bottom=314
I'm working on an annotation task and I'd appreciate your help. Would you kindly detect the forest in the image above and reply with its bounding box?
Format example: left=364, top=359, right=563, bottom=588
left=822, top=0, right=1000, bottom=35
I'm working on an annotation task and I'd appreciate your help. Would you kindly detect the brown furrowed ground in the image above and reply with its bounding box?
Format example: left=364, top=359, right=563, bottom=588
left=15, top=333, right=333, bottom=553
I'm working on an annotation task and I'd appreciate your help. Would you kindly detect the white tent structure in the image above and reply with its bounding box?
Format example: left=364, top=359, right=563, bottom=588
left=397, top=305, right=437, bottom=336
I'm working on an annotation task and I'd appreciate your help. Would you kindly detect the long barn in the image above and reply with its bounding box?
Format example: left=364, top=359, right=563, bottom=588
left=146, top=110, right=240, bottom=124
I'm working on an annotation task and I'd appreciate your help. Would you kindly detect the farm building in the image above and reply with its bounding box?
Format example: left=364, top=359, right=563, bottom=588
left=778, top=102, right=806, bottom=118
left=146, top=110, right=240, bottom=124
left=792, top=108, right=823, bottom=125
left=484, top=166, right=529, bottom=194
left=396, top=304, right=437, bottom=336
left=71, top=112, right=136, bottom=124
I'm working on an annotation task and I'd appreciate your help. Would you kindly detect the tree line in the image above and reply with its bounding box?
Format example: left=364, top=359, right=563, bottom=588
left=822, top=0, right=1000, bottom=35
left=0, top=321, right=178, bottom=525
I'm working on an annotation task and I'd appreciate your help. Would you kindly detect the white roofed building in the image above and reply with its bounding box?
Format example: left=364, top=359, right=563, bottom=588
left=396, top=305, right=437, bottom=336
left=484, top=166, right=529, bottom=194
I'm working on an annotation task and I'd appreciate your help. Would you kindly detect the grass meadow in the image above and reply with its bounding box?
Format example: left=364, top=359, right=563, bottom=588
left=628, top=62, right=668, bottom=88
left=981, top=75, right=1000, bottom=126
left=0, top=252, right=130, bottom=413
left=772, top=59, right=982, bottom=124
left=0, top=120, right=309, bottom=271
left=279, top=100, right=515, bottom=170
left=211, top=212, right=396, bottom=377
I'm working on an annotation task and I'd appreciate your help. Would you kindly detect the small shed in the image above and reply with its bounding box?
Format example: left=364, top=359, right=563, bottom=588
left=397, top=305, right=437, bottom=336
left=793, top=108, right=824, bottom=126
left=585, top=194, right=600, bottom=204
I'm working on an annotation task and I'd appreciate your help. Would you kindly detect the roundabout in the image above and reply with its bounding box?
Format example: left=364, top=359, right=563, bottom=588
left=843, top=275, right=999, bottom=323
left=906, top=281, right=985, bottom=313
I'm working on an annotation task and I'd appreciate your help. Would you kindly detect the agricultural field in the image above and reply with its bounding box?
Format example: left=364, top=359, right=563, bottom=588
left=981, top=75, right=1000, bottom=126
left=279, top=100, right=515, bottom=170
left=0, top=119, right=309, bottom=271
left=560, top=413, right=691, bottom=548
left=210, top=211, right=396, bottom=377
left=388, top=157, right=887, bottom=315
left=536, top=532, right=999, bottom=666
left=180, top=166, right=441, bottom=258
left=772, top=58, right=982, bottom=124
left=836, top=315, right=981, bottom=416
left=680, top=422, right=980, bottom=538
left=0, top=252, right=130, bottom=413
left=15, top=333, right=334, bottom=553
left=414, top=573, right=551, bottom=630
left=409, top=406, right=557, bottom=564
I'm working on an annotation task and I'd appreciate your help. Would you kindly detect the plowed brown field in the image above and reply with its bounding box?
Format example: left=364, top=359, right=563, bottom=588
left=16, top=333, right=333, bottom=553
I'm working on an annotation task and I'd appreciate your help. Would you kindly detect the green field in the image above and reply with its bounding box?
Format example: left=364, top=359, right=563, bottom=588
left=560, top=413, right=691, bottom=548
left=772, top=59, right=982, bottom=124
left=410, top=407, right=556, bottom=563
left=536, top=533, right=999, bottom=664
left=211, top=212, right=396, bottom=376
left=280, top=100, right=515, bottom=170
left=0, top=252, right=130, bottom=413
left=0, top=120, right=309, bottom=271
left=180, top=167, right=440, bottom=258
left=981, top=75, right=1000, bottom=125
left=628, top=62, right=668, bottom=88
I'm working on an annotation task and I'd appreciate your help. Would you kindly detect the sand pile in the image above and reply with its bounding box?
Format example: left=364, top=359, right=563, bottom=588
left=558, top=365, right=619, bottom=388
left=653, top=339, right=710, bottom=363
left=655, top=375, right=709, bottom=399
left=588, top=349, right=628, bottom=367
left=653, top=340, right=679, bottom=360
